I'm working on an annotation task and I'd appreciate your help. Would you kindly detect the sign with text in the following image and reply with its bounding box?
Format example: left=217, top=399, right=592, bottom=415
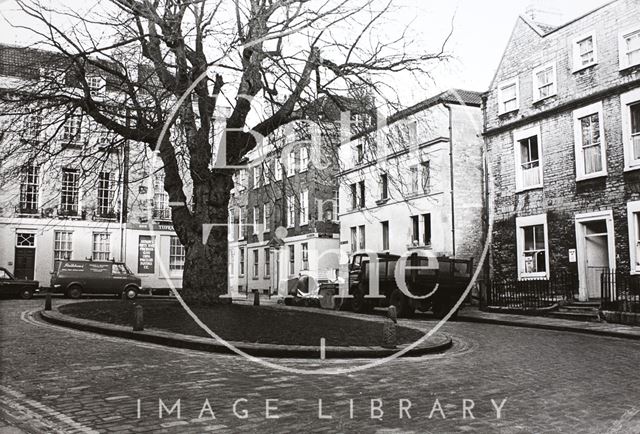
left=138, top=235, right=156, bottom=274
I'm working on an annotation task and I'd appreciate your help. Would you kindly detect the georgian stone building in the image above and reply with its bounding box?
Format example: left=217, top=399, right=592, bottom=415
left=484, top=0, right=640, bottom=300
left=0, top=43, right=186, bottom=290
left=337, top=89, right=485, bottom=273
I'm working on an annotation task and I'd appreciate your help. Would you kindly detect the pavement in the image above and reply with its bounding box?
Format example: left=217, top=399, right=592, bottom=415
left=2, top=298, right=640, bottom=432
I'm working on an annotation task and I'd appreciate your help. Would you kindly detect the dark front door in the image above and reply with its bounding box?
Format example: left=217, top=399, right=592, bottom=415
left=14, top=247, right=35, bottom=280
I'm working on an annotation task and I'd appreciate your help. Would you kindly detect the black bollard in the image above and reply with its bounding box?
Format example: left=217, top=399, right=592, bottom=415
left=44, top=291, right=52, bottom=311
left=253, top=291, right=260, bottom=306
left=388, top=305, right=398, bottom=323
left=133, top=304, right=144, bottom=331
left=382, top=318, right=397, bottom=349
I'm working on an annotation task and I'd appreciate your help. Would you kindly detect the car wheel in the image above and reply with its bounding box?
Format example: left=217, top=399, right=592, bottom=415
left=389, top=288, right=414, bottom=318
left=20, top=289, right=34, bottom=300
left=125, top=287, right=138, bottom=300
left=67, top=285, right=82, bottom=299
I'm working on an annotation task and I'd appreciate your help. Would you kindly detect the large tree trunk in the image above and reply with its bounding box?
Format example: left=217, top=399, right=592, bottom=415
left=176, top=172, right=233, bottom=305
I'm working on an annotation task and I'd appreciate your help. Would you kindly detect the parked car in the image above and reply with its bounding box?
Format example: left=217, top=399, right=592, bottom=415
left=0, top=267, right=39, bottom=299
left=336, top=251, right=473, bottom=318
left=50, top=260, right=142, bottom=299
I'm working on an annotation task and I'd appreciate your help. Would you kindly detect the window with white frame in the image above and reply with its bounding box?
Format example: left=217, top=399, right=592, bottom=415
left=153, top=174, right=170, bottom=220
left=621, top=88, right=640, bottom=171
left=239, top=247, right=245, bottom=275
left=514, top=126, right=543, bottom=191
left=407, top=120, right=418, bottom=146
left=533, top=63, right=557, bottom=101
left=253, top=166, right=261, bottom=189
left=619, top=26, right=640, bottom=70
left=19, top=165, right=39, bottom=214
left=289, top=245, right=295, bottom=275
left=24, top=114, right=41, bottom=140
left=355, top=141, right=364, bottom=164
left=381, top=221, right=389, bottom=251
left=350, top=227, right=357, bottom=250
left=60, top=168, right=79, bottom=215
left=62, top=116, right=82, bottom=144
left=97, top=172, right=116, bottom=217
left=516, top=214, right=549, bottom=279
left=379, top=173, right=388, bottom=200
left=627, top=201, right=640, bottom=274
left=287, top=196, right=295, bottom=227
left=421, top=161, right=431, bottom=193
left=92, top=233, right=111, bottom=261
left=301, top=243, right=309, bottom=270
left=358, top=225, right=365, bottom=250
left=573, top=102, right=606, bottom=180
left=253, top=206, right=259, bottom=234
left=274, top=159, right=283, bottom=181
left=263, top=204, right=270, bottom=232
left=54, top=231, right=72, bottom=263
left=299, top=190, right=309, bottom=225
left=169, top=236, right=185, bottom=270
left=299, top=147, right=309, bottom=172
left=410, top=166, right=419, bottom=193
left=252, top=249, right=259, bottom=277
left=358, top=181, right=365, bottom=208
left=264, top=248, right=270, bottom=277
left=287, top=150, right=296, bottom=176
left=572, top=33, right=597, bottom=71
left=349, top=183, right=358, bottom=210
left=497, top=78, right=519, bottom=114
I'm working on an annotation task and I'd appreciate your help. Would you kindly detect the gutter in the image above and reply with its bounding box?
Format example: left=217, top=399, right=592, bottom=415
left=442, top=103, right=456, bottom=257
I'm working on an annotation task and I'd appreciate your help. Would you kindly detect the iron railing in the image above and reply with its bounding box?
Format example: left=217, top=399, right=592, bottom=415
left=601, top=270, right=640, bottom=313
left=486, top=270, right=578, bottom=309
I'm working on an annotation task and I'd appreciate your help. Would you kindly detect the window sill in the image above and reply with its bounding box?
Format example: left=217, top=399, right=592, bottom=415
left=576, top=172, right=607, bottom=182
left=624, top=164, right=640, bottom=173
left=498, top=109, right=519, bottom=117
left=619, top=62, right=640, bottom=72
left=573, top=63, right=597, bottom=74
left=532, top=94, right=556, bottom=105
left=519, top=273, right=548, bottom=280
left=375, top=198, right=390, bottom=205
left=515, top=185, right=543, bottom=193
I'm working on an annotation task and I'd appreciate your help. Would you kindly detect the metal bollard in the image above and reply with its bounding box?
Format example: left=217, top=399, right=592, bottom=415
left=382, top=319, right=397, bottom=349
left=253, top=291, right=260, bottom=306
left=388, top=305, right=398, bottom=323
left=133, top=304, right=144, bottom=331
left=44, top=291, right=52, bottom=311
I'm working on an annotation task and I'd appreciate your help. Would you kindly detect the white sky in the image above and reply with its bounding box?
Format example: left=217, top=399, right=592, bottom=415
left=0, top=0, right=612, bottom=102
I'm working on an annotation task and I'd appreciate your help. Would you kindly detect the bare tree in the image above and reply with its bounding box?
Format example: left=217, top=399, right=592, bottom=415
left=2, top=0, right=450, bottom=303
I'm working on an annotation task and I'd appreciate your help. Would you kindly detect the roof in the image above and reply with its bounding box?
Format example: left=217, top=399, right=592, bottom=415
left=389, top=89, right=483, bottom=124
left=519, top=0, right=619, bottom=37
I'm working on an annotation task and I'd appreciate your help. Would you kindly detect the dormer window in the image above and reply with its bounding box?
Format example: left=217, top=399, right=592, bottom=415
left=497, top=78, right=519, bottom=115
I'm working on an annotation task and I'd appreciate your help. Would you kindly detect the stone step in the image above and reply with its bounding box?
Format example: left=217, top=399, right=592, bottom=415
left=558, top=304, right=600, bottom=313
left=548, top=311, right=600, bottom=322
left=567, top=301, right=601, bottom=307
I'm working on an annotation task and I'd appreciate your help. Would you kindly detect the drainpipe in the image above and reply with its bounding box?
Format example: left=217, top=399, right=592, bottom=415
left=442, top=102, right=456, bottom=257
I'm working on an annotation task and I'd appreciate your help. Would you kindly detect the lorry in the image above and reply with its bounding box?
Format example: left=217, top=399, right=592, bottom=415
left=335, top=251, right=474, bottom=318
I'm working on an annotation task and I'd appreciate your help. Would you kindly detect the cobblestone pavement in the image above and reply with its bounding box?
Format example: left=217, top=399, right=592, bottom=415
left=2, top=299, right=640, bottom=433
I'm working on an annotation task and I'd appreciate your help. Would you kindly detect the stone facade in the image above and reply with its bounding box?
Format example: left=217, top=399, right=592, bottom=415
left=484, top=0, right=640, bottom=300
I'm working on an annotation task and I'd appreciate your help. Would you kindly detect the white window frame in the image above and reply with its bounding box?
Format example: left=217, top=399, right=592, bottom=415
left=264, top=248, right=270, bottom=278
left=274, top=159, right=283, bottom=181
left=287, top=150, right=296, bottom=176
left=301, top=242, right=309, bottom=270
left=263, top=204, right=270, bottom=232
left=572, top=32, right=598, bottom=72
left=252, top=249, right=259, bottom=278
left=628, top=201, right=640, bottom=275
left=253, top=206, right=259, bottom=234
left=299, top=190, right=309, bottom=226
left=513, top=125, right=543, bottom=192
left=287, top=196, right=295, bottom=228
left=299, top=147, right=309, bottom=172
left=53, top=231, right=73, bottom=262
left=169, top=236, right=185, bottom=271
left=497, top=77, right=520, bottom=115
left=87, top=75, right=106, bottom=95
left=532, top=62, right=557, bottom=102
left=573, top=101, right=607, bottom=181
left=619, top=25, right=640, bottom=71
left=92, top=232, right=111, bottom=261
left=621, top=87, right=640, bottom=171
left=253, top=166, right=260, bottom=189
left=516, top=214, right=550, bottom=280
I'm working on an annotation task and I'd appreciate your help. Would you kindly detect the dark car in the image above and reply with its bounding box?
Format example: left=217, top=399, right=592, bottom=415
left=50, top=260, right=142, bottom=299
left=0, top=267, right=39, bottom=299
left=337, top=251, right=473, bottom=318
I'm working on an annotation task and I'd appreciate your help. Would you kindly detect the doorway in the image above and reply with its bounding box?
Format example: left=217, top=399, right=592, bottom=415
left=575, top=212, right=615, bottom=301
left=14, top=232, right=36, bottom=280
